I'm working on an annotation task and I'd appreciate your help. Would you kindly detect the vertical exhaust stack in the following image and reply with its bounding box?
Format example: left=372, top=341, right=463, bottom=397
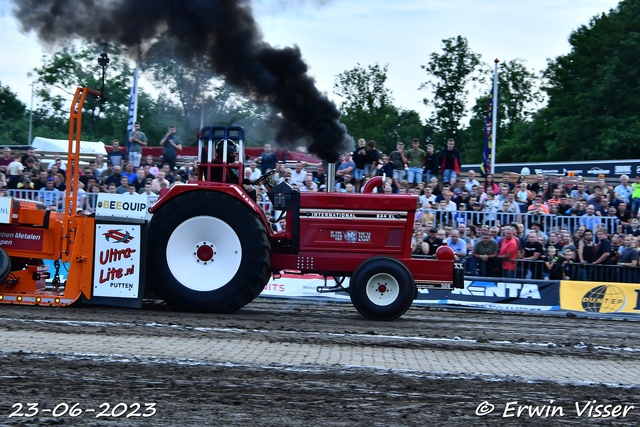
left=327, top=163, right=335, bottom=193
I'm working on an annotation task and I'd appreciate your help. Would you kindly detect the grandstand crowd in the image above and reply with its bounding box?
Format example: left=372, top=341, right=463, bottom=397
left=2, top=134, right=639, bottom=284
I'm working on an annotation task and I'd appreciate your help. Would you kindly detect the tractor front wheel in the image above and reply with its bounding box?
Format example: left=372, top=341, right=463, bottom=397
left=349, top=257, right=415, bottom=321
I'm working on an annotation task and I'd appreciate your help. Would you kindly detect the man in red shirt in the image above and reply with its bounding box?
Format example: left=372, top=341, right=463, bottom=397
left=498, top=226, right=518, bottom=278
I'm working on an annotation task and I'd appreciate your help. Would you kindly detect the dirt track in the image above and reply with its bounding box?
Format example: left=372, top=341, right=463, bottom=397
left=1, top=299, right=639, bottom=426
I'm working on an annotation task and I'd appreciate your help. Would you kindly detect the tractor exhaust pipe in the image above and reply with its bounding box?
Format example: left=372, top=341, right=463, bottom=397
left=327, top=163, right=335, bottom=193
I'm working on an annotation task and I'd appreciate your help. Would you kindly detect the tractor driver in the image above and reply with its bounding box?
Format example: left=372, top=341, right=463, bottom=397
left=212, top=139, right=256, bottom=202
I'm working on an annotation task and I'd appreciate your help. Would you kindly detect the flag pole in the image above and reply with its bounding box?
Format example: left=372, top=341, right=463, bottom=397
left=491, top=58, right=499, bottom=174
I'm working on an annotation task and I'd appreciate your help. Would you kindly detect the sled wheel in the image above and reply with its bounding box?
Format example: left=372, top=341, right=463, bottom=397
left=147, top=191, right=270, bottom=313
left=0, top=247, right=11, bottom=283
left=349, top=257, right=415, bottom=321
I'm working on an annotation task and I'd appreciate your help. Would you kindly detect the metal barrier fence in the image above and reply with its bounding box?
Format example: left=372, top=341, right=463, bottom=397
left=419, top=208, right=621, bottom=234
left=7, top=189, right=158, bottom=213
left=468, top=258, right=638, bottom=283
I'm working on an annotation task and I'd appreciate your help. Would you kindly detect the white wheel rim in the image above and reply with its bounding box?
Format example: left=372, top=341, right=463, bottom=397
left=365, top=273, right=400, bottom=306
left=166, top=216, right=242, bottom=292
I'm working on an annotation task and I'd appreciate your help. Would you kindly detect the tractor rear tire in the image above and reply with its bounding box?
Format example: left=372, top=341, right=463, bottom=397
left=147, top=191, right=270, bottom=313
left=349, top=257, right=415, bottom=321
left=0, top=247, right=11, bottom=283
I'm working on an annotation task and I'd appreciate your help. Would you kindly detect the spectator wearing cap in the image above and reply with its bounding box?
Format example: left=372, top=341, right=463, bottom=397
left=423, top=227, right=443, bottom=255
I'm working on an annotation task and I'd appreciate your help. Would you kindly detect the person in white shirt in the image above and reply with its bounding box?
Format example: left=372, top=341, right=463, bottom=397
left=464, top=170, right=480, bottom=192
left=290, top=161, right=307, bottom=187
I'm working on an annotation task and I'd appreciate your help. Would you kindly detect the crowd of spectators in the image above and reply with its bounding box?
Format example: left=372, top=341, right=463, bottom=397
left=4, top=132, right=638, bottom=283
left=0, top=128, right=193, bottom=214
left=249, top=137, right=640, bottom=283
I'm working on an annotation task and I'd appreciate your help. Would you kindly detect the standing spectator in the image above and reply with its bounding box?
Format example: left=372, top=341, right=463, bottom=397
left=593, top=228, right=613, bottom=266
left=256, top=143, right=279, bottom=174
left=128, top=121, right=148, bottom=168
left=617, top=202, right=632, bottom=228
left=423, top=144, right=439, bottom=184
left=613, top=174, right=632, bottom=208
left=107, top=140, right=126, bottom=169
left=406, top=138, right=426, bottom=186
left=631, top=176, right=640, bottom=215
left=498, top=226, right=518, bottom=278
left=0, top=147, right=13, bottom=174
left=578, top=229, right=597, bottom=266
left=352, top=138, right=368, bottom=192
left=523, top=231, right=543, bottom=279
left=439, top=138, right=461, bottom=186
left=618, top=235, right=639, bottom=282
left=543, top=246, right=564, bottom=280
left=364, top=140, right=380, bottom=179
left=159, top=124, right=181, bottom=171
left=472, top=233, right=499, bottom=277
left=7, top=153, right=24, bottom=189
left=388, top=142, right=408, bottom=190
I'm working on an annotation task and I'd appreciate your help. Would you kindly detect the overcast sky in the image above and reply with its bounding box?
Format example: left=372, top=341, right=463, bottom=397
left=0, top=0, right=621, bottom=122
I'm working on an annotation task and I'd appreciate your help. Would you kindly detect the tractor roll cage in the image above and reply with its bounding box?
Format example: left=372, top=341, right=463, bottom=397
left=197, top=126, right=245, bottom=183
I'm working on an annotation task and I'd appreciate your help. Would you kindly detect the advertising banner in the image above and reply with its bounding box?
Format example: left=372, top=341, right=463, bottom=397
left=0, top=226, right=44, bottom=252
left=93, top=224, right=142, bottom=298
left=261, top=275, right=561, bottom=311
left=560, top=281, right=640, bottom=314
left=416, top=279, right=561, bottom=311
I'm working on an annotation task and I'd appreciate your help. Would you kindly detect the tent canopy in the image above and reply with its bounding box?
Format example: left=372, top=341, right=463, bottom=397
left=31, top=137, right=107, bottom=155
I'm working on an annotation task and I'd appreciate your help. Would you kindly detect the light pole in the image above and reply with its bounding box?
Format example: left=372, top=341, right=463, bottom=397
left=28, top=82, right=35, bottom=145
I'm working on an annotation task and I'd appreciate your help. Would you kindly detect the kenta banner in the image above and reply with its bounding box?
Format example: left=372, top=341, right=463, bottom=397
left=417, top=279, right=561, bottom=311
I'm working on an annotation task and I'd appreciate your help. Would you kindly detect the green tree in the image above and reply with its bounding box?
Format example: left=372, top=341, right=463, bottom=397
left=0, top=82, right=29, bottom=145
left=420, top=36, right=485, bottom=153
left=334, top=63, right=426, bottom=154
left=32, top=41, right=134, bottom=143
left=467, top=59, right=540, bottom=163
left=529, top=0, right=640, bottom=161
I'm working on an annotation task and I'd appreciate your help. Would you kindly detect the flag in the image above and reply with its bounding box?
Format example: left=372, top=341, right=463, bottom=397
left=125, top=66, right=139, bottom=154
left=480, top=98, right=492, bottom=177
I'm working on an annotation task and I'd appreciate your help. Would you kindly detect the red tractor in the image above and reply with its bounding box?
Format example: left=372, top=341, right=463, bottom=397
left=0, top=89, right=460, bottom=320
left=146, top=126, right=463, bottom=320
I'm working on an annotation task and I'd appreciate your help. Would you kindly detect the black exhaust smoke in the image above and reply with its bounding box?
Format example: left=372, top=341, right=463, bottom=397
left=12, top=0, right=352, bottom=162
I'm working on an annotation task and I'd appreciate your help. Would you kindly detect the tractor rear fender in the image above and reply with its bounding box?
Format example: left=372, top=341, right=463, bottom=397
left=150, top=183, right=264, bottom=219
